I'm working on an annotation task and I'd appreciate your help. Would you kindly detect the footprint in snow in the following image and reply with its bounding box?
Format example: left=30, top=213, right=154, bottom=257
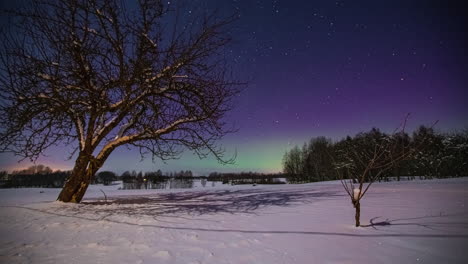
left=184, top=233, right=199, bottom=241
left=186, top=246, right=215, bottom=257
left=153, top=250, right=172, bottom=259
left=131, top=243, right=150, bottom=251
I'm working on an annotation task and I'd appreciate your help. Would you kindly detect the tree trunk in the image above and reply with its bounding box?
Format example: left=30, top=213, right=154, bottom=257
left=354, top=200, right=361, bottom=227
left=57, top=153, right=99, bottom=203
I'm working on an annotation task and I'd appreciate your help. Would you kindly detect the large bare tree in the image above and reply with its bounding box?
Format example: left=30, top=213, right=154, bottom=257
left=0, top=0, right=241, bottom=203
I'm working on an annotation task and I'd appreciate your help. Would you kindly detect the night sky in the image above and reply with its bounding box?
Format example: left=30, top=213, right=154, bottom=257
left=0, top=0, right=467, bottom=174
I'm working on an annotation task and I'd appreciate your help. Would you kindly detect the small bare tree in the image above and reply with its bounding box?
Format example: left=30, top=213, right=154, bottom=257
left=334, top=116, right=435, bottom=227
left=0, top=0, right=241, bottom=203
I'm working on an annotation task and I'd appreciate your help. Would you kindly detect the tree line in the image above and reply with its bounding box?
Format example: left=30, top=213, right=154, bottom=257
left=120, top=170, right=194, bottom=189
left=0, top=167, right=196, bottom=188
left=0, top=167, right=291, bottom=189
left=282, top=126, right=468, bottom=183
left=207, top=172, right=287, bottom=185
left=0, top=165, right=71, bottom=188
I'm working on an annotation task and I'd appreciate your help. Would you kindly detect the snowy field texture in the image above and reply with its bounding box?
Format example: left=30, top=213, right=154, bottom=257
left=1, top=178, right=467, bottom=264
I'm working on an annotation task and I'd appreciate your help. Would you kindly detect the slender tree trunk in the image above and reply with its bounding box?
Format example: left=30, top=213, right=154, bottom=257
left=354, top=200, right=361, bottom=227
left=57, top=153, right=100, bottom=203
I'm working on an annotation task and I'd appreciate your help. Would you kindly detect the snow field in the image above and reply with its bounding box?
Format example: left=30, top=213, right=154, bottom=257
left=0, top=178, right=467, bottom=263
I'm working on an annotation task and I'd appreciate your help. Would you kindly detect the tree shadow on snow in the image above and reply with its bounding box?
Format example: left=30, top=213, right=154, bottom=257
left=80, top=188, right=344, bottom=217
left=361, top=213, right=468, bottom=232
left=6, top=204, right=468, bottom=239
left=7, top=186, right=465, bottom=239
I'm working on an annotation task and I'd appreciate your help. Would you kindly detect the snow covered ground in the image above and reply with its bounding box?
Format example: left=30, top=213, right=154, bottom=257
left=0, top=178, right=467, bottom=264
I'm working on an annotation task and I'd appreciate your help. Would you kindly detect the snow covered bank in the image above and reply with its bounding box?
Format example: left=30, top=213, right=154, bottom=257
left=1, top=178, right=467, bottom=263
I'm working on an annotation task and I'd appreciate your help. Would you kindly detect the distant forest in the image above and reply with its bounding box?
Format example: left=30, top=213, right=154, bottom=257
left=283, top=125, right=468, bottom=182
left=0, top=167, right=199, bottom=188
left=1, top=125, right=466, bottom=188
left=0, top=165, right=71, bottom=188
left=0, top=165, right=288, bottom=188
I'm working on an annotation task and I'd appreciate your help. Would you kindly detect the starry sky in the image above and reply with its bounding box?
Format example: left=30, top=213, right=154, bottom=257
left=0, top=0, right=467, bottom=175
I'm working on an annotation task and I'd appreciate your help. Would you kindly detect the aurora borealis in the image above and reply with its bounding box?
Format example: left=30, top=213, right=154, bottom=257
left=0, top=0, right=467, bottom=175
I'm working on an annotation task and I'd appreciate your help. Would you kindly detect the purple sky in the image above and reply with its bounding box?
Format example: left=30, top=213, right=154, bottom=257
left=0, top=0, right=467, bottom=174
